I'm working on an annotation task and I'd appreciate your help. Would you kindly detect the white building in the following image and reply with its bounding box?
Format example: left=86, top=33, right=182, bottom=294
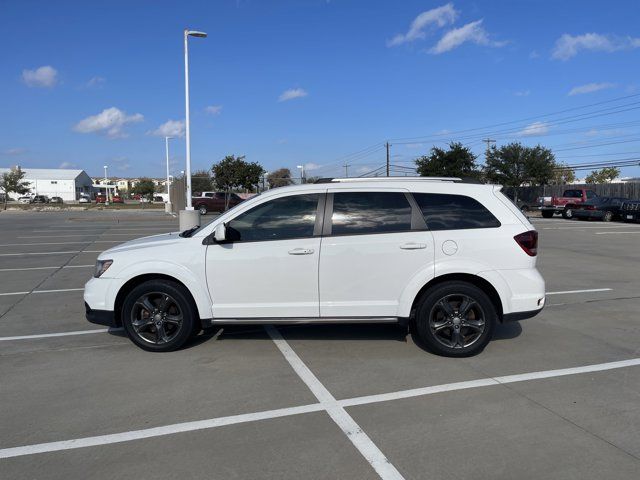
left=0, top=167, right=94, bottom=201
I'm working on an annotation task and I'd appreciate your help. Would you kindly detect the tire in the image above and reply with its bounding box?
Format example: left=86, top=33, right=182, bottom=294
left=197, top=204, right=208, bottom=215
left=541, top=210, right=554, bottom=218
left=562, top=208, right=573, bottom=219
left=520, top=205, right=530, bottom=213
left=121, top=280, right=200, bottom=352
left=603, top=211, right=613, bottom=222
left=414, top=281, right=497, bottom=357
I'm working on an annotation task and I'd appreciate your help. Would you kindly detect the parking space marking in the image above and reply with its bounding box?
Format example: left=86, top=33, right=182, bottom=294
left=0, top=291, right=28, bottom=297
left=265, top=325, right=405, bottom=480
left=0, top=250, right=103, bottom=257
left=546, top=288, right=612, bottom=295
left=542, top=225, right=640, bottom=230
left=0, top=265, right=93, bottom=272
left=1, top=355, right=639, bottom=461
left=595, top=231, right=640, bottom=235
left=18, top=233, right=165, bottom=238
left=0, top=241, right=120, bottom=247
left=0, top=328, right=123, bottom=341
left=33, top=288, right=84, bottom=294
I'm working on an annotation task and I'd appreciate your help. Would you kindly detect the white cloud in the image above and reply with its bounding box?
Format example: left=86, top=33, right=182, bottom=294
left=387, top=3, right=458, bottom=47
left=4, top=147, right=27, bottom=155
left=514, top=90, right=531, bottom=97
left=552, top=33, right=640, bottom=60
left=74, top=107, right=144, bottom=139
left=278, top=88, right=308, bottom=102
left=149, top=119, right=185, bottom=138
left=519, top=121, right=549, bottom=137
left=22, top=65, right=58, bottom=88
left=59, top=161, right=77, bottom=169
left=85, top=76, right=106, bottom=88
left=429, top=19, right=506, bottom=54
left=304, top=163, right=322, bottom=171
left=568, top=82, right=615, bottom=96
left=205, top=105, right=223, bottom=115
left=529, top=50, right=540, bottom=59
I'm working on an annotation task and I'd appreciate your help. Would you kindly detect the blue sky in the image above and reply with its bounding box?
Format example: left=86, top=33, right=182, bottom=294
left=2, top=0, right=640, bottom=179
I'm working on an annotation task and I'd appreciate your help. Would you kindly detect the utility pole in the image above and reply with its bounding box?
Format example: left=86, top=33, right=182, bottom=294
left=482, top=138, right=496, bottom=161
left=386, top=142, right=390, bottom=177
left=343, top=163, right=351, bottom=177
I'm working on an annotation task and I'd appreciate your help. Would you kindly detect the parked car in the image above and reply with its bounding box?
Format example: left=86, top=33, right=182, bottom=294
left=18, top=196, right=32, bottom=204
left=111, top=195, right=124, bottom=204
left=85, top=177, right=545, bottom=356
left=621, top=200, right=640, bottom=223
left=538, top=188, right=597, bottom=218
left=79, top=196, right=91, bottom=203
left=572, top=197, right=628, bottom=222
left=193, top=192, right=244, bottom=215
left=49, top=196, right=63, bottom=204
left=95, top=194, right=107, bottom=203
left=31, top=195, right=49, bottom=204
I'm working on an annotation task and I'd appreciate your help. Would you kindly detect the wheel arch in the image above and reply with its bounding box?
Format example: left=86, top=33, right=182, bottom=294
left=113, top=273, right=202, bottom=327
left=408, top=273, right=504, bottom=323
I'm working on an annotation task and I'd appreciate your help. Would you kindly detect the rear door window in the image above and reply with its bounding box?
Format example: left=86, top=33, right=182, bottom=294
left=329, top=192, right=413, bottom=235
left=413, top=193, right=501, bottom=231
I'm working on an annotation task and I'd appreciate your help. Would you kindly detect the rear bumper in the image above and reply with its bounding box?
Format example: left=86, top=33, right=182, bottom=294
left=85, top=302, right=118, bottom=327
left=503, top=307, right=543, bottom=322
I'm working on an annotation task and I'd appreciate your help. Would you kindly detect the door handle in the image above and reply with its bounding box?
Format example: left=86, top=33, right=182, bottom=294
left=288, top=248, right=314, bottom=255
left=400, top=243, right=427, bottom=250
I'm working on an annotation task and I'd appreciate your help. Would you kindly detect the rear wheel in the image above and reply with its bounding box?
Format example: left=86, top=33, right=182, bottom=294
left=562, top=207, right=573, bottom=219
left=122, top=280, right=199, bottom=352
left=603, top=211, right=613, bottom=222
left=541, top=210, right=554, bottom=218
left=414, top=282, right=496, bottom=357
left=197, top=204, right=208, bottom=215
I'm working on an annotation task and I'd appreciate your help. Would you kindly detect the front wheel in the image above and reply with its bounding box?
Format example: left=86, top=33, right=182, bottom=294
left=414, top=282, right=496, bottom=357
left=562, top=208, right=573, bottom=219
left=122, top=280, right=199, bottom=352
left=197, top=204, right=208, bottom=215
left=603, top=211, right=613, bottom=222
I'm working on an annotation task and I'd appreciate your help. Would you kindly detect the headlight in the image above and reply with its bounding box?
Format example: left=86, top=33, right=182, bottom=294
left=94, top=259, right=113, bottom=278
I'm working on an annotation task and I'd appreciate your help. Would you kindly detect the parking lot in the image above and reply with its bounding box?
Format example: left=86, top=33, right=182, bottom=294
left=1, top=210, right=639, bottom=479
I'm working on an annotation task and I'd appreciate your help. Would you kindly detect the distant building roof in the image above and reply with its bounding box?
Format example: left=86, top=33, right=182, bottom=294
left=0, top=167, right=88, bottom=180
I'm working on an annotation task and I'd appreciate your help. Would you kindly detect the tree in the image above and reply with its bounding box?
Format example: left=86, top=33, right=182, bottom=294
left=484, top=142, right=556, bottom=200
left=585, top=167, right=620, bottom=184
left=131, top=178, right=156, bottom=206
left=212, top=155, right=265, bottom=209
left=0, top=166, right=31, bottom=210
left=415, top=142, right=480, bottom=179
left=191, top=169, right=214, bottom=194
left=267, top=168, right=294, bottom=188
left=550, top=163, right=576, bottom=185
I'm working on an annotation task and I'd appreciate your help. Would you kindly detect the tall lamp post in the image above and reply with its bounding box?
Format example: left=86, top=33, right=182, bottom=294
left=103, top=165, right=109, bottom=206
left=181, top=28, right=207, bottom=230
left=296, top=165, right=305, bottom=184
left=164, top=136, right=172, bottom=213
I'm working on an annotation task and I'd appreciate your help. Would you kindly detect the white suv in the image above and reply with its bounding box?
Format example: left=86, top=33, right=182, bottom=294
left=84, top=177, right=545, bottom=356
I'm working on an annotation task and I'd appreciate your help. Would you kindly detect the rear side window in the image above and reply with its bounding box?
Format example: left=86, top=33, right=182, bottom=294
left=330, top=192, right=412, bottom=235
left=227, top=194, right=319, bottom=242
left=413, top=193, right=501, bottom=231
left=563, top=190, right=583, bottom=198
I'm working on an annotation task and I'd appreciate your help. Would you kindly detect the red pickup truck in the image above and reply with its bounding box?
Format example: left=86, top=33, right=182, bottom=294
left=538, top=188, right=598, bottom=218
left=193, top=192, right=244, bottom=215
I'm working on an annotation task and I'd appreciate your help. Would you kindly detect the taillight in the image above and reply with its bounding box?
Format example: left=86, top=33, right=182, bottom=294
left=514, top=230, right=538, bottom=256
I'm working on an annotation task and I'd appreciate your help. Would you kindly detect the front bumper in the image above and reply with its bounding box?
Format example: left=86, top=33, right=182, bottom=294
left=622, top=212, right=640, bottom=221
left=85, top=302, right=118, bottom=327
left=503, top=307, right=543, bottom=322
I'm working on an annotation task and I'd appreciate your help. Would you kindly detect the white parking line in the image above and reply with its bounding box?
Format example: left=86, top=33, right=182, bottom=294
left=33, top=288, right=84, bottom=294
left=0, top=328, right=123, bottom=341
left=18, top=234, right=160, bottom=238
left=0, top=291, right=29, bottom=297
left=546, top=288, right=612, bottom=295
left=265, top=325, right=405, bottom=480
left=595, top=231, right=640, bottom=235
left=0, top=241, right=120, bottom=247
left=0, top=265, right=93, bottom=272
left=0, top=250, right=102, bottom=257
left=1, top=356, right=638, bottom=460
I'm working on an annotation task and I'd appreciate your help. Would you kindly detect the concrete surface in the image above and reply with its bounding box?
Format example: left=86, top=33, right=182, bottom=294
left=0, top=211, right=639, bottom=479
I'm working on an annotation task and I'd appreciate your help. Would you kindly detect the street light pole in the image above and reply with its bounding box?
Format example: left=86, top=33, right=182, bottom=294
left=103, top=165, right=109, bottom=206
left=180, top=28, right=207, bottom=230
left=165, top=136, right=172, bottom=213
left=297, top=165, right=305, bottom=184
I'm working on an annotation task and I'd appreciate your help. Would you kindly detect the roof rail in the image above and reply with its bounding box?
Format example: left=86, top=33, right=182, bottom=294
left=328, top=176, right=462, bottom=183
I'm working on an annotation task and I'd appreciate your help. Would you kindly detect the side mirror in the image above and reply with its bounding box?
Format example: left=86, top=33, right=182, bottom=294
left=213, top=223, right=226, bottom=242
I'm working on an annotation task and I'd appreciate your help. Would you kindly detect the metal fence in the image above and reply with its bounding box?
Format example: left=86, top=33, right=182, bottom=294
left=503, top=182, right=640, bottom=203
